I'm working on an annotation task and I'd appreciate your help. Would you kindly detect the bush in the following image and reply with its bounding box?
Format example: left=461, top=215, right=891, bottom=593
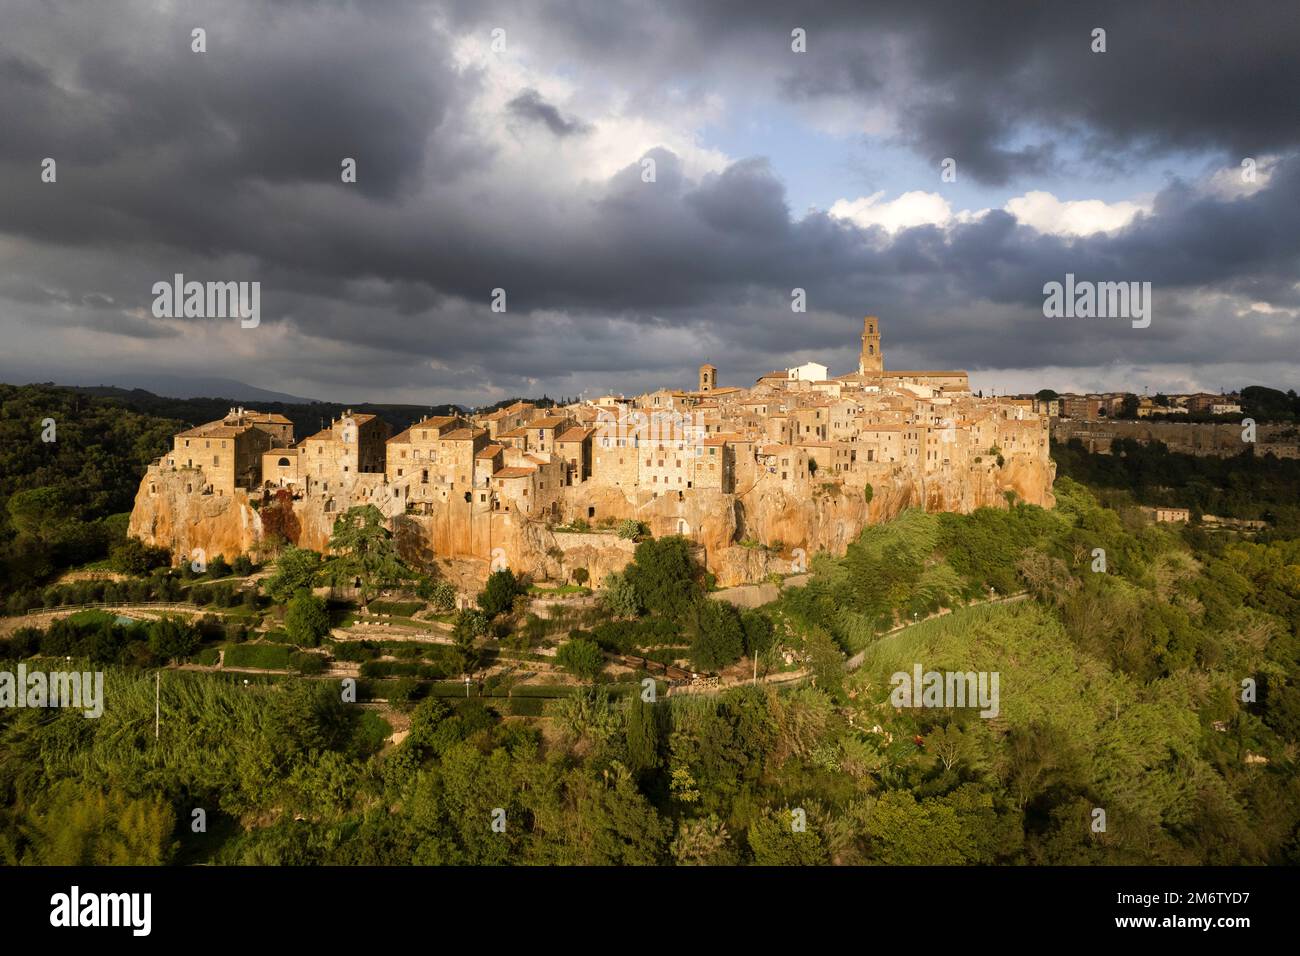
left=232, top=555, right=254, bottom=576
left=428, top=580, right=457, bottom=612
left=223, top=643, right=292, bottom=669
left=556, top=638, right=605, bottom=681
left=291, top=651, right=327, bottom=675
left=110, top=537, right=170, bottom=576
left=508, top=697, right=546, bottom=716
left=368, top=600, right=425, bottom=616
left=285, top=590, right=330, bottom=647
left=147, top=616, right=200, bottom=662
left=330, top=640, right=380, bottom=662
left=207, top=555, right=232, bottom=578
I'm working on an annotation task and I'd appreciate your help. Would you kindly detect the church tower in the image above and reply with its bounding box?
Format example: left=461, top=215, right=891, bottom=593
left=859, top=316, right=883, bottom=374
left=699, top=363, right=717, bottom=392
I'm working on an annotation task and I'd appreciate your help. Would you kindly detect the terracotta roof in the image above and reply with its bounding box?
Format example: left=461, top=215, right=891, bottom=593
left=475, top=444, right=504, bottom=459
left=387, top=427, right=412, bottom=444
left=493, top=466, right=536, bottom=479
left=411, top=414, right=459, bottom=431
left=556, top=427, right=594, bottom=442
left=498, top=427, right=529, bottom=439
left=177, top=423, right=252, bottom=439
left=531, top=416, right=569, bottom=429
left=441, top=427, right=485, bottom=441
left=483, top=402, right=532, bottom=421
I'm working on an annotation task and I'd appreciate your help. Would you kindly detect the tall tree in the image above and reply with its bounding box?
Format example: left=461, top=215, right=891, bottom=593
left=327, top=505, right=408, bottom=607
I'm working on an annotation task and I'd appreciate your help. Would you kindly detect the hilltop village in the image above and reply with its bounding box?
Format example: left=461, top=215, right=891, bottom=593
left=129, top=318, right=1056, bottom=587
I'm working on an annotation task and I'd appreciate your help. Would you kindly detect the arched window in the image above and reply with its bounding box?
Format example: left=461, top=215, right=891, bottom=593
left=278, top=457, right=290, bottom=467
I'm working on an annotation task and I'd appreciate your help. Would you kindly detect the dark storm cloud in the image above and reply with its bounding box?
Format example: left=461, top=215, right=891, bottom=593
left=448, top=0, right=1300, bottom=185
left=0, top=0, right=1297, bottom=402
left=506, top=89, right=590, bottom=136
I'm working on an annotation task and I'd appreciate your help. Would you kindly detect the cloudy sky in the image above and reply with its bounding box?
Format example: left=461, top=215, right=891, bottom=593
left=2, top=0, right=1298, bottom=405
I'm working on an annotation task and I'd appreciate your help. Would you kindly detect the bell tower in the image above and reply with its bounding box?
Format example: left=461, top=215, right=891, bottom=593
left=699, top=363, right=717, bottom=392
left=859, top=316, right=883, bottom=374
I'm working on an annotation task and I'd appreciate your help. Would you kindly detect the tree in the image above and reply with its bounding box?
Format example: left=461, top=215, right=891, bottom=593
left=572, top=567, right=589, bottom=586
left=616, top=519, right=642, bottom=540
left=109, top=537, right=170, bottom=575
left=452, top=609, right=489, bottom=675
left=686, top=600, right=744, bottom=671
left=147, top=615, right=199, bottom=662
left=426, top=580, right=457, bottom=612
left=601, top=572, right=642, bottom=617
left=671, top=815, right=737, bottom=865
left=259, top=488, right=299, bottom=553
left=625, top=696, right=660, bottom=774
left=746, top=808, right=829, bottom=865
left=22, top=780, right=176, bottom=865
left=265, top=547, right=322, bottom=604
left=623, top=536, right=701, bottom=620
left=285, top=590, right=330, bottom=647
left=557, top=638, right=604, bottom=681
left=328, top=505, right=408, bottom=607
left=477, top=568, right=523, bottom=618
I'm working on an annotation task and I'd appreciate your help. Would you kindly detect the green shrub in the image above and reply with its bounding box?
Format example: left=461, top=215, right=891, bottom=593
left=223, top=643, right=292, bottom=670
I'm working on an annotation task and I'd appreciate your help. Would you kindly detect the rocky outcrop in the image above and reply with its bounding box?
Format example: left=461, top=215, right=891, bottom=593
left=128, top=450, right=1055, bottom=589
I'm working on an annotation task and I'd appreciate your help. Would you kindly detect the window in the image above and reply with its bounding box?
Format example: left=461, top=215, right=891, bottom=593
left=278, top=457, right=290, bottom=467
left=212, top=456, right=219, bottom=466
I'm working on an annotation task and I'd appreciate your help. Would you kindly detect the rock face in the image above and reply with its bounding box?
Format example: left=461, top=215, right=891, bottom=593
left=129, top=450, right=1055, bottom=589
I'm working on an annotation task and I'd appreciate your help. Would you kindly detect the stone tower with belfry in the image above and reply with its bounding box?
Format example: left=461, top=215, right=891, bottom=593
left=699, top=363, right=717, bottom=392
left=859, top=316, right=883, bottom=374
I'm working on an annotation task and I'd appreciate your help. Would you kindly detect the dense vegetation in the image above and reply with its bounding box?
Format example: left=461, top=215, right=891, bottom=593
left=2, top=474, right=1295, bottom=865
left=2, top=380, right=1297, bottom=865
left=0, top=383, right=179, bottom=595
left=1053, top=436, right=1300, bottom=533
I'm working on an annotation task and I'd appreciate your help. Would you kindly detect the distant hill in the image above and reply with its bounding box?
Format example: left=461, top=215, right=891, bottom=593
left=56, top=385, right=464, bottom=442
left=66, top=374, right=316, bottom=404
